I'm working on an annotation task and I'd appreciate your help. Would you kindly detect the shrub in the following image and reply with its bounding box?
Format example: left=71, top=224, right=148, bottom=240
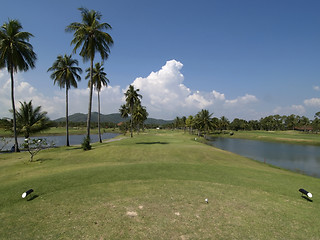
left=81, top=137, right=91, bottom=151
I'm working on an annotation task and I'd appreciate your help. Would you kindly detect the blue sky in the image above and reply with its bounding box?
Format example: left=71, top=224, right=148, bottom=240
left=1, top=0, right=320, bottom=120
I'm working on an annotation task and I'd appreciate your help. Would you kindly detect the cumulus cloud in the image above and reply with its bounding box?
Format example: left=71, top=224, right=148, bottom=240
left=0, top=71, right=62, bottom=119
left=304, top=98, right=320, bottom=107
left=131, top=60, right=259, bottom=119
left=1, top=60, right=284, bottom=121
left=0, top=69, right=125, bottom=120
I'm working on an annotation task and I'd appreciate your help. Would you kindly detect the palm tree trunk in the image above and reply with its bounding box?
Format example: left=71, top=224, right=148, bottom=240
left=98, top=91, right=102, bottom=143
left=66, top=87, right=70, bottom=147
left=10, top=68, right=19, bottom=152
left=130, top=105, right=133, bottom=138
left=86, top=58, right=94, bottom=141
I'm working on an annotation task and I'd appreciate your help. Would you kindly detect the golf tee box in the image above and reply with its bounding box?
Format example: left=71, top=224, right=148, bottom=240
left=22, top=189, right=34, bottom=199
left=299, top=188, right=312, bottom=198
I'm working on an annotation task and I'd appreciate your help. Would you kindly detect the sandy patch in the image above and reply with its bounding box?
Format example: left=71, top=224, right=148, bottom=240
left=126, top=211, right=138, bottom=217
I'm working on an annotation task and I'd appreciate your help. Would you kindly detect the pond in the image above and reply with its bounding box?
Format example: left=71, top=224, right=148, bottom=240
left=207, top=137, right=320, bottom=178
left=1, top=132, right=119, bottom=151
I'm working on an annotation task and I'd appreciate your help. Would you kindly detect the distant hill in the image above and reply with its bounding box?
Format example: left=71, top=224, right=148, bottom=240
left=54, top=112, right=173, bottom=125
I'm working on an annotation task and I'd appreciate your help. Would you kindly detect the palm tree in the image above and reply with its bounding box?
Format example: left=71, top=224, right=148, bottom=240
left=195, top=109, right=213, bottom=138
left=119, top=104, right=129, bottom=119
left=220, top=116, right=229, bottom=131
left=47, top=54, right=82, bottom=146
left=15, top=100, right=50, bottom=138
left=185, top=115, right=195, bottom=134
left=85, top=62, right=109, bottom=143
left=0, top=19, right=37, bottom=152
left=132, top=103, right=148, bottom=133
left=66, top=7, right=113, bottom=144
left=124, top=85, right=142, bottom=137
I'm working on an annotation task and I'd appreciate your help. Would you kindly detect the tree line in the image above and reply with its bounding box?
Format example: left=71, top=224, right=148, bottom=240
left=170, top=110, right=320, bottom=134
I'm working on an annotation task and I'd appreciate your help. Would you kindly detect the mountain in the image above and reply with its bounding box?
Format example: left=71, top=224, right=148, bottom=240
left=54, top=112, right=173, bottom=125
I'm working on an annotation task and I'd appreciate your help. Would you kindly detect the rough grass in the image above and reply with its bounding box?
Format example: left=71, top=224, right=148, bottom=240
left=216, top=130, right=320, bottom=145
left=0, top=130, right=319, bottom=239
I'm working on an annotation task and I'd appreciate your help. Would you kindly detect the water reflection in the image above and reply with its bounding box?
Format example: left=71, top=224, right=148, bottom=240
left=1, top=132, right=119, bottom=151
left=207, top=137, right=320, bottom=178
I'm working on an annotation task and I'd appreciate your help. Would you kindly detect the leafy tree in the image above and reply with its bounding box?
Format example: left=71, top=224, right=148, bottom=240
left=22, top=138, right=51, bottom=162
left=0, top=19, right=37, bottom=152
left=86, top=62, right=109, bottom=143
left=284, top=114, right=298, bottom=130
left=66, top=7, right=113, bottom=144
left=312, top=112, right=320, bottom=132
left=230, top=118, right=247, bottom=131
left=123, top=85, right=142, bottom=137
left=299, top=116, right=310, bottom=131
left=47, top=54, right=82, bottom=146
left=15, top=100, right=50, bottom=138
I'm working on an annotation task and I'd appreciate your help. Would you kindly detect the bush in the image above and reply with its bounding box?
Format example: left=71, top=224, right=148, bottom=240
left=81, top=136, right=91, bottom=151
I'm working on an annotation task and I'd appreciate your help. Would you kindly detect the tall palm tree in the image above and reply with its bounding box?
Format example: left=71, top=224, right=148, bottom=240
left=124, top=85, right=142, bottom=137
left=0, top=19, right=37, bottom=152
left=66, top=7, right=113, bottom=144
left=15, top=100, right=50, bottom=138
left=47, top=54, right=82, bottom=146
left=85, top=62, right=109, bottom=143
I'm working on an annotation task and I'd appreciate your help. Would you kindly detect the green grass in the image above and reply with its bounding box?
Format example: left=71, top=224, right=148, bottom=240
left=215, top=130, right=320, bottom=145
left=0, top=130, right=319, bottom=239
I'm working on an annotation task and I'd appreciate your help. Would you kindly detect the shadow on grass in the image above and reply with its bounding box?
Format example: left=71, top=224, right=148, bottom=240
left=27, top=194, right=39, bottom=201
left=65, top=147, right=82, bottom=151
left=136, top=142, right=169, bottom=145
left=301, top=196, right=313, bottom=202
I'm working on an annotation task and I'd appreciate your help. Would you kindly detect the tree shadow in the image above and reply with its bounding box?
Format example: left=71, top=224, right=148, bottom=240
left=136, top=142, right=169, bottom=145
left=301, top=196, right=313, bottom=202
left=65, top=147, right=82, bottom=151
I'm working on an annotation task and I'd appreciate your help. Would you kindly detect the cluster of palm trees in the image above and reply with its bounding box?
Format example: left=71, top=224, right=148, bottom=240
left=173, top=109, right=214, bottom=137
left=0, top=8, right=114, bottom=151
left=174, top=111, right=320, bottom=134
left=119, top=85, right=148, bottom=137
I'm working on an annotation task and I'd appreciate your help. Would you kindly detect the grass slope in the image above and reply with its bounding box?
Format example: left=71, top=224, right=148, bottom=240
left=219, top=130, right=320, bottom=145
left=0, top=131, right=319, bottom=239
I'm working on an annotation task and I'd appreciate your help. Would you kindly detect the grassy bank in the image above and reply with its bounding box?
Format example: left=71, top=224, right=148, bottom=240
left=213, top=130, right=320, bottom=145
left=0, top=130, right=319, bottom=239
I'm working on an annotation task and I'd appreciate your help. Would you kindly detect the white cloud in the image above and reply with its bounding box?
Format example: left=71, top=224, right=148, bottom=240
left=0, top=70, right=124, bottom=120
left=273, top=104, right=306, bottom=116
left=130, top=60, right=259, bottom=119
left=0, top=71, right=62, bottom=119
left=225, top=94, right=258, bottom=106
left=212, top=90, right=225, bottom=101
left=313, top=86, right=320, bottom=91
left=304, top=98, right=320, bottom=107
left=6, top=60, right=315, bottom=121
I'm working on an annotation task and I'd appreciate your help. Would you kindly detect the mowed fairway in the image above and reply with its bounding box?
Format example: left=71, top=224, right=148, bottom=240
left=0, top=131, right=319, bottom=239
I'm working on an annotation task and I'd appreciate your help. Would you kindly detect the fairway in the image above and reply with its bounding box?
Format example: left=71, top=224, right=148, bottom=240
left=0, top=130, right=319, bottom=239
